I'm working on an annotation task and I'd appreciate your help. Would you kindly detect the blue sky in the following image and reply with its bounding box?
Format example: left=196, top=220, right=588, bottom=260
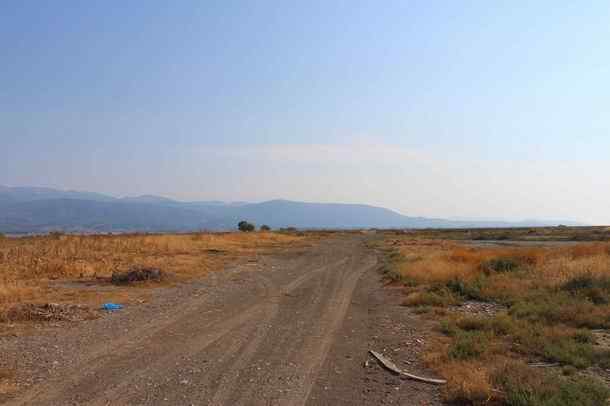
left=2, top=1, right=610, bottom=223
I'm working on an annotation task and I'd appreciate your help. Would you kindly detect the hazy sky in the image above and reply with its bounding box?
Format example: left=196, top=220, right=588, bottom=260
left=2, top=1, right=610, bottom=224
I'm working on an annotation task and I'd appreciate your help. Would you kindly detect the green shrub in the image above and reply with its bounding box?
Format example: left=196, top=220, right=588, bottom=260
left=487, top=314, right=516, bottom=335
left=541, top=338, right=594, bottom=369
left=509, top=291, right=610, bottom=329
left=455, top=316, right=488, bottom=332
left=561, top=274, right=610, bottom=305
left=439, top=319, right=458, bottom=336
left=509, top=321, right=609, bottom=369
left=573, top=329, right=595, bottom=344
left=494, top=362, right=610, bottom=406
left=481, top=257, right=520, bottom=274
left=510, top=295, right=566, bottom=324
left=448, top=331, right=492, bottom=360
left=455, top=314, right=515, bottom=336
left=541, top=378, right=610, bottom=406
left=403, top=289, right=458, bottom=307
left=237, top=221, right=255, bottom=232
left=259, top=224, right=271, bottom=231
left=446, top=276, right=486, bottom=300
left=562, top=275, right=599, bottom=292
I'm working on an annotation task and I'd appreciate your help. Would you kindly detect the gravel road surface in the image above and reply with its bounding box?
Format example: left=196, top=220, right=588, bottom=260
left=2, top=235, right=442, bottom=405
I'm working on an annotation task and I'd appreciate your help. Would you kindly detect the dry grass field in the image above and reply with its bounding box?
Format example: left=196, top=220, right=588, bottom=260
left=379, top=234, right=610, bottom=405
left=0, top=232, right=305, bottom=323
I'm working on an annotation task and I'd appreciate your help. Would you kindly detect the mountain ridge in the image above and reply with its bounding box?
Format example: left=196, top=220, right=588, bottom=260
left=0, top=186, right=583, bottom=233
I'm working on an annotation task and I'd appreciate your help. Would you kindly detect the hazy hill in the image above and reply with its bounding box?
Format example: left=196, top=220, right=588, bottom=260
left=0, top=186, right=117, bottom=204
left=120, top=195, right=179, bottom=204
left=0, top=186, right=580, bottom=233
left=223, top=200, right=447, bottom=229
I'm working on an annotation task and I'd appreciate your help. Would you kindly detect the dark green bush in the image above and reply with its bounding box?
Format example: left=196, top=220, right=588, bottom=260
left=237, top=220, right=255, bottom=232
left=446, top=276, right=486, bottom=300
left=448, top=331, right=492, bottom=360
left=455, top=314, right=515, bottom=336
left=545, top=378, right=610, bottom=406
left=562, top=274, right=610, bottom=292
left=573, top=329, right=595, bottom=344
left=509, top=292, right=610, bottom=329
left=439, top=319, right=458, bottom=336
left=561, top=274, right=610, bottom=305
left=481, top=257, right=520, bottom=273
left=541, top=338, right=594, bottom=369
left=495, top=362, right=610, bottom=406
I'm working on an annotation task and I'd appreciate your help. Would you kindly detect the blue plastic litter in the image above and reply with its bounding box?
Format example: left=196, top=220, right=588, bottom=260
left=102, top=303, right=123, bottom=311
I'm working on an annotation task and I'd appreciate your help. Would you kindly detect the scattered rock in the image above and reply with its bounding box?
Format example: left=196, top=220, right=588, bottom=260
left=449, top=300, right=505, bottom=316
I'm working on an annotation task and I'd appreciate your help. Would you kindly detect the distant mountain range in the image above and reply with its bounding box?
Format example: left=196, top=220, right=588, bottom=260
left=0, top=186, right=582, bottom=234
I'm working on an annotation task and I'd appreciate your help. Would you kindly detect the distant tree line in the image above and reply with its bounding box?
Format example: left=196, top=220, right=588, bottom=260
left=237, top=221, right=271, bottom=232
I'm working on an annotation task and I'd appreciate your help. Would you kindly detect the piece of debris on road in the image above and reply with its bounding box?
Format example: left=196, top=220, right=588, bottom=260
left=369, top=350, right=446, bottom=385
left=102, top=303, right=124, bottom=311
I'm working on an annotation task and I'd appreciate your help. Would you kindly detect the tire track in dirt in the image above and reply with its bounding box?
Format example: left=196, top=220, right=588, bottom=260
left=225, top=258, right=339, bottom=405
left=282, top=254, right=377, bottom=406
left=130, top=259, right=348, bottom=405
left=5, top=236, right=390, bottom=406
left=227, top=248, right=376, bottom=406
left=7, top=253, right=349, bottom=406
left=5, top=271, right=276, bottom=406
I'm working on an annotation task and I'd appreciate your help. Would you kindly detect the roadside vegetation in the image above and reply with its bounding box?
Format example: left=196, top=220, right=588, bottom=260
left=379, top=234, right=610, bottom=405
left=0, top=232, right=304, bottom=323
left=394, top=226, right=610, bottom=242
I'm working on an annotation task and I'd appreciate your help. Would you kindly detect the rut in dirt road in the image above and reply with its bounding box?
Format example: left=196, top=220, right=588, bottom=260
left=6, top=237, right=383, bottom=406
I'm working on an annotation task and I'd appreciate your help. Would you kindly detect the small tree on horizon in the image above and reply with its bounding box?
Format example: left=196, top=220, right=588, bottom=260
left=260, top=224, right=271, bottom=231
left=238, top=220, right=255, bottom=232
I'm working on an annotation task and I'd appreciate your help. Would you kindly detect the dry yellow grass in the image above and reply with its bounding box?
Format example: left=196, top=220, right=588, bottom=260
left=0, top=232, right=305, bottom=315
left=439, top=361, right=493, bottom=404
left=392, top=239, right=610, bottom=291
left=383, top=237, right=610, bottom=404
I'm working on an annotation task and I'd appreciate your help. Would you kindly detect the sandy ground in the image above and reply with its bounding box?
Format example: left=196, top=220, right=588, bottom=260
left=1, top=235, right=443, bottom=405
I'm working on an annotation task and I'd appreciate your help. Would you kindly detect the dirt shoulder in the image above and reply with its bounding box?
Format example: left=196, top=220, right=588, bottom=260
left=1, top=235, right=442, bottom=405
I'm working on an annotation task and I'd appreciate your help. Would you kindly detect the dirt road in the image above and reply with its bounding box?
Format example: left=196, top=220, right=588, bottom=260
left=2, top=235, right=442, bottom=405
